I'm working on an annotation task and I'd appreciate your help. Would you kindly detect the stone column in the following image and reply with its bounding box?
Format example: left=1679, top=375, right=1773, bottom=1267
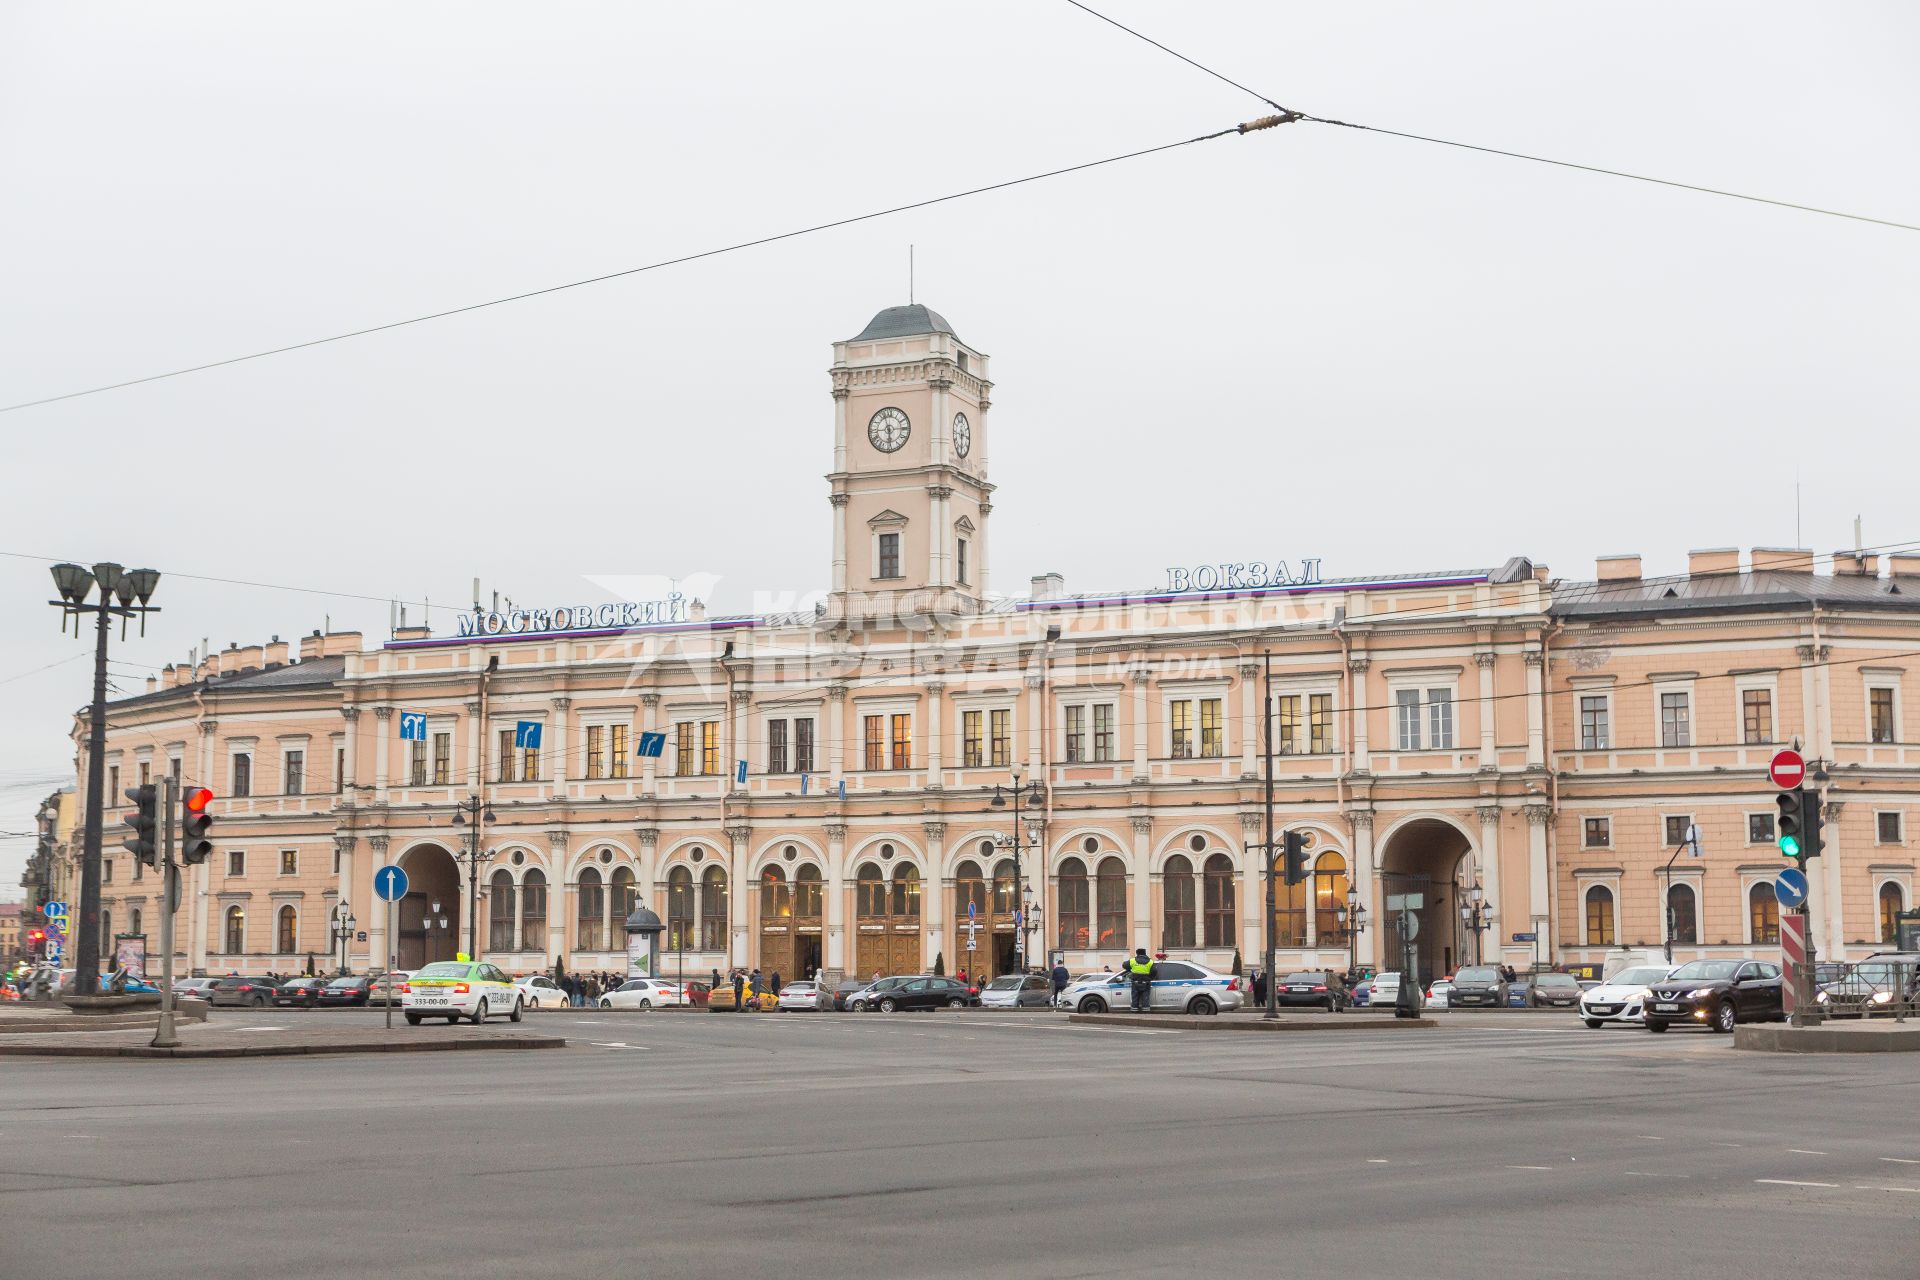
left=1524, top=650, right=1546, bottom=768
left=332, top=833, right=356, bottom=966
left=1130, top=665, right=1151, bottom=784
left=639, top=693, right=660, bottom=795
left=1025, top=673, right=1044, bottom=772
left=341, top=705, right=361, bottom=800
left=729, top=689, right=752, bottom=794
left=1525, top=803, right=1552, bottom=950
left=924, top=681, right=945, bottom=790
left=541, top=828, right=568, bottom=965
left=1475, top=805, right=1503, bottom=962
left=824, top=823, right=848, bottom=975
left=1815, top=799, right=1844, bottom=957
left=727, top=823, right=751, bottom=967
left=1239, top=810, right=1263, bottom=962
left=1238, top=662, right=1260, bottom=780
left=372, top=707, right=393, bottom=803
left=1130, top=814, right=1153, bottom=950
left=633, top=828, right=658, bottom=947
left=927, top=482, right=952, bottom=588
left=1347, top=659, right=1371, bottom=773
left=462, top=701, right=480, bottom=791
left=365, top=834, right=391, bottom=970
left=977, top=499, right=992, bottom=600
left=549, top=697, right=572, bottom=797
left=830, top=492, right=850, bottom=596
left=1475, top=652, right=1498, bottom=769
left=1348, top=811, right=1376, bottom=969
left=923, top=821, right=948, bottom=968
left=828, top=684, right=848, bottom=789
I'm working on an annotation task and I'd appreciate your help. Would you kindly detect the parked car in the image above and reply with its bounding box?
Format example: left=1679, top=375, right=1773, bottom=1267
left=1058, top=962, right=1242, bottom=1015
left=317, top=976, right=377, bottom=1007
left=1506, top=978, right=1535, bottom=1007
left=516, top=975, right=570, bottom=1008
left=831, top=979, right=871, bottom=1011
left=1426, top=978, right=1454, bottom=1009
left=707, top=982, right=738, bottom=1012
left=1274, top=970, right=1350, bottom=1012
left=367, top=972, right=409, bottom=1005
left=272, top=977, right=329, bottom=1008
left=684, top=980, right=712, bottom=1008
left=1645, top=959, right=1784, bottom=1032
left=600, top=978, right=686, bottom=1009
left=1369, top=971, right=1403, bottom=1008
left=979, top=973, right=1053, bottom=1009
left=864, top=975, right=979, bottom=1011
left=1579, top=964, right=1676, bottom=1027
left=1351, top=978, right=1372, bottom=1007
left=173, top=977, right=221, bottom=1002
left=208, top=976, right=283, bottom=1008
left=1815, top=959, right=1918, bottom=1017
left=1529, top=973, right=1584, bottom=1008
left=1447, top=965, right=1509, bottom=1009
left=847, top=975, right=913, bottom=1011
left=775, top=979, right=828, bottom=1011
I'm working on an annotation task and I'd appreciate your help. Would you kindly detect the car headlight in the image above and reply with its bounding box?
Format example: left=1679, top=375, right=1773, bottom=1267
left=1871, top=991, right=1893, bottom=1005
left=1686, top=987, right=1719, bottom=999
left=1816, top=990, right=1831, bottom=1003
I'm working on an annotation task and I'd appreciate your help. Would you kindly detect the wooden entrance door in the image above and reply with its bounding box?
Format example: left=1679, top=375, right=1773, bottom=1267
left=759, top=929, right=795, bottom=983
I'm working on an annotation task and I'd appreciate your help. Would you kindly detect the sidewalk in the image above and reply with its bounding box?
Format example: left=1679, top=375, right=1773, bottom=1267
left=0, top=1014, right=566, bottom=1059
left=1734, top=1020, right=1920, bottom=1053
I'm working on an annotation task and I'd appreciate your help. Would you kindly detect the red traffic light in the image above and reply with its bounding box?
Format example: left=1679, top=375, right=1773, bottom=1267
left=184, top=787, right=213, bottom=813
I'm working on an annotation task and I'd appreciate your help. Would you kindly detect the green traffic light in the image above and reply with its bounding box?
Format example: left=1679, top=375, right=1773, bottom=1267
left=1778, top=834, right=1801, bottom=857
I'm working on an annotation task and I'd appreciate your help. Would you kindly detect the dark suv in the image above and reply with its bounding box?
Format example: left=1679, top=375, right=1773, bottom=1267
left=209, top=976, right=282, bottom=1008
left=1448, top=965, right=1509, bottom=1009
left=1275, top=971, right=1350, bottom=1011
left=1645, top=959, right=1783, bottom=1032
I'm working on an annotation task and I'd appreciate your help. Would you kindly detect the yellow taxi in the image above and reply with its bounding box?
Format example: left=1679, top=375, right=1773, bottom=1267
left=400, top=959, right=524, bottom=1025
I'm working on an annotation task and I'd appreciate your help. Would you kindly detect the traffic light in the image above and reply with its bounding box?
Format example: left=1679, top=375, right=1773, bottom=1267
left=27, top=929, right=45, bottom=959
left=1282, top=830, right=1309, bottom=886
left=121, top=784, right=158, bottom=868
left=181, top=787, right=215, bottom=865
left=1801, top=789, right=1823, bottom=860
left=1776, top=788, right=1804, bottom=860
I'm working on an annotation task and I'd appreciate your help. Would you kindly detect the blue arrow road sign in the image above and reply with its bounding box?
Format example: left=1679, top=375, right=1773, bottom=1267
left=1774, top=867, right=1809, bottom=910
left=44, top=901, right=68, bottom=920
left=515, top=720, right=542, bottom=751
left=736, top=759, right=748, bottom=784
left=636, top=731, right=666, bottom=758
left=399, top=711, right=427, bottom=741
left=374, top=865, right=410, bottom=902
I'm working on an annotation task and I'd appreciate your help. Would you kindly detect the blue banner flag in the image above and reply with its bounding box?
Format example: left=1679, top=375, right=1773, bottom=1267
left=736, top=759, right=748, bottom=784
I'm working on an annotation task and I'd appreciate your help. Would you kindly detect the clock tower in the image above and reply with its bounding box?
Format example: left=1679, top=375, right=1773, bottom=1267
left=826, top=304, right=993, bottom=631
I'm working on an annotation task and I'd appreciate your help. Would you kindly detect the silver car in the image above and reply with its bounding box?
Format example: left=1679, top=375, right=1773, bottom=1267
left=978, top=973, right=1052, bottom=1009
left=1059, top=961, right=1243, bottom=1014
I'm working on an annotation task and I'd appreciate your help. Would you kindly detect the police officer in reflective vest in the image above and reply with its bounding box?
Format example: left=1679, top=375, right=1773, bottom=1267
left=1126, top=947, right=1155, bottom=1012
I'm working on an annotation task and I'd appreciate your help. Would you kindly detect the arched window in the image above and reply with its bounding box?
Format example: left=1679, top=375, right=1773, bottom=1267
left=892, top=865, right=922, bottom=920
left=667, top=866, right=694, bottom=950
left=610, top=865, right=636, bottom=925
left=1881, top=882, right=1906, bottom=945
left=761, top=867, right=793, bottom=920
left=700, top=865, right=728, bottom=950
left=1313, top=853, right=1350, bottom=943
left=520, top=870, right=548, bottom=951
left=1667, top=882, right=1698, bottom=945
left=223, top=906, right=244, bottom=954
left=1095, top=856, right=1127, bottom=949
left=577, top=866, right=604, bottom=951
left=1162, top=853, right=1196, bottom=948
left=1584, top=885, right=1615, bottom=945
left=129, top=907, right=143, bottom=940
left=1057, top=857, right=1089, bottom=948
left=955, top=859, right=987, bottom=926
left=1203, top=853, right=1236, bottom=947
left=1274, top=858, right=1305, bottom=946
left=992, top=859, right=1016, bottom=916
left=1749, top=882, right=1779, bottom=944
left=855, top=863, right=887, bottom=917
left=795, top=864, right=823, bottom=918
left=488, top=869, right=515, bottom=951
left=276, top=905, right=297, bottom=954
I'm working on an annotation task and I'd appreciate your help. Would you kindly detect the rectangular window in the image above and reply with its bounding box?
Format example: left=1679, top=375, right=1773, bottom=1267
left=432, top=732, right=451, bottom=785
left=409, top=740, right=427, bottom=787
left=170, top=756, right=182, bottom=784
left=228, top=850, right=245, bottom=877
left=609, top=724, right=629, bottom=778
left=877, top=532, right=901, bottom=580
left=989, top=708, right=1011, bottom=767
left=138, top=761, right=151, bottom=787
left=334, top=747, right=345, bottom=794
left=1748, top=813, right=1775, bottom=843
left=1064, top=705, right=1085, bottom=763
left=1275, top=695, right=1300, bottom=754
left=1426, top=689, right=1454, bottom=750
left=699, top=721, right=718, bottom=776
left=108, top=765, right=119, bottom=804
left=1660, top=691, right=1691, bottom=748
left=768, top=719, right=788, bottom=774
left=1199, top=698, right=1223, bottom=758
left=1870, top=686, right=1897, bottom=743
left=283, top=751, right=303, bottom=795
left=675, top=723, right=694, bottom=777
left=963, top=710, right=984, bottom=767
left=498, top=729, right=516, bottom=782
left=1879, top=812, right=1903, bottom=843
left=280, top=849, right=297, bottom=876
left=1579, top=695, right=1609, bottom=750
left=102, top=859, right=113, bottom=883
left=1742, top=689, right=1773, bottom=745
left=1308, top=694, right=1332, bottom=754
left=864, top=715, right=884, bottom=770
left=523, top=735, right=541, bottom=781
left=232, top=754, right=252, bottom=797
left=890, top=713, right=911, bottom=770
left=586, top=725, right=606, bottom=780
left=957, top=537, right=969, bottom=585
left=1664, top=815, right=1693, bottom=847
left=1584, top=817, right=1610, bottom=848
left=793, top=718, right=814, bottom=773
left=1395, top=690, right=1421, bottom=751
left=1094, top=703, right=1115, bottom=762
left=1170, top=701, right=1194, bottom=759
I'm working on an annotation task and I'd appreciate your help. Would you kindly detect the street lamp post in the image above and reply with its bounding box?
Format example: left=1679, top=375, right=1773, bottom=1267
left=449, top=796, right=497, bottom=958
left=421, top=900, right=451, bottom=963
left=330, top=902, right=357, bottom=974
left=992, top=769, right=1046, bottom=974
left=1335, top=888, right=1368, bottom=981
left=47, top=561, right=161, bottom=999
left=1459, top=880, right=1490, bottom=966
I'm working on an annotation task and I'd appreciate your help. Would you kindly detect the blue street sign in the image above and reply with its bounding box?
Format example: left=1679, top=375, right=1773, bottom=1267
left=515, top=720, right=542, bottom=751
left=800, top=773, right=809, bottom=795
left=636, top=731, right=666, bottom=758
left=736, top=759, right=748, bottom=784
left=1774, top=867, right=1809, bottom=910
left=967, top=901, right=976, bottom=920
left=44, top=901, right=68, bottom=920
left=1510, top=932, right=1538, bottom=942
left=398, top=711, right=427, bottom=741
left=374, top=865, right=410, bottom=902
left=837, top=779, right=846, bottom=801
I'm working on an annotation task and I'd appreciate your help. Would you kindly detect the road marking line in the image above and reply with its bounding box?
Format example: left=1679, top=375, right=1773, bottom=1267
left=1635, top=1135, right=1665, bottom=1141
left=1505, top=1165, right=1552, bottom=1171
left=1624, top=1171, right=1689, bottom=1178
left=1878, top=1157, right=1920, bottom=1164
left=1712, top=1142, right=1743, bottom=1148
left=1787, top=1150, right=1829, bottom=1155
left=587, top=1041, right=649, bottom=1049
left=230, top=1026, right=288, bottom=1032
left=1366, top=1159, right=1389, bottom=1164
left=1855, top=1185, right=1920, bottom=1194
left=1755, top=1179, right=1836, bottom=1188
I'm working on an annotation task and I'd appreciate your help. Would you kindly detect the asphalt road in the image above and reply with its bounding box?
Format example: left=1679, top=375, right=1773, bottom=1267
left=4, top=1009, right=1917, bottom=1279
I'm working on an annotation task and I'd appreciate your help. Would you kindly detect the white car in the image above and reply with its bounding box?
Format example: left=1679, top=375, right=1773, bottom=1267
left=517, top=975, right=570, bottom=1008
left=775, top=980, right=827, bottom=1011
left=1369, top=971, right=1403, bottom=1006
left=1058, top=961, right=1243, bottom=1015
left=401, top=961, right=524, bottom=1025
left=599, top=978, right=686, bottom=1009
left=1580, top=964, right=1677, bottom=1027
left=1426, top=979, right=1453, bottom=1009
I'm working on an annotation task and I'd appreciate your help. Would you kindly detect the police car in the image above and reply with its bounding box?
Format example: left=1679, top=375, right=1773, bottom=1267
left=400, top=960, right=525, bottom=1025
left=1057, top=961, right=1242, bottom=1014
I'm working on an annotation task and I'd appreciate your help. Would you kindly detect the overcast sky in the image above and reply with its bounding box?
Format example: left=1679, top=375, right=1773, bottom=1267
left=3, top=2, right=1916, bottom=895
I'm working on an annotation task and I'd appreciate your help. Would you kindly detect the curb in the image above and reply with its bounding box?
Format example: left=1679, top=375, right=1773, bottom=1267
left=0, top=1035, right=568, bottom=1060
left=1070, top=1012, right=1436, bottom=1030
left=1733, top=1024, right=1920, bottom=1054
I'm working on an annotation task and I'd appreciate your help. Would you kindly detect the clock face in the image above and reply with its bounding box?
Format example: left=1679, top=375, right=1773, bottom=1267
left=952, top=412, right=972, bottom=459
left=868, top=407, right=910, bottom=453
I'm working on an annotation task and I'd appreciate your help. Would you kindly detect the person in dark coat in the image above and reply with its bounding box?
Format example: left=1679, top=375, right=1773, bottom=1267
left=732, top=969, right=746, bottom=1011
left=770, top=971, right=783, bottom=995
left=1050, top=961, right=1070, bottom=1004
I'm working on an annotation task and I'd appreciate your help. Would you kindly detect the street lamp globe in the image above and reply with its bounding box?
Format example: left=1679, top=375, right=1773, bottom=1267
left=89, top=562, right=125, bottom=598
left=50, top=562, right=92, bottom=605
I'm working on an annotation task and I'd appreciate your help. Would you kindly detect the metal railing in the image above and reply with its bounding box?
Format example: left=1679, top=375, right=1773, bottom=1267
left=1809, top=960, right=1920, bottom=1021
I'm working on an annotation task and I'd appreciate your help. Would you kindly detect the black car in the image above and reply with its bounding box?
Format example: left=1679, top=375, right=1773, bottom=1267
left=1815, top=955, right=1920, bottom=1018
left=1645, top=959, right=1783, bottom=1033
left=208, top=976, right=283, bottom=1008
left=272, top=977, right=329, bottom=1008
left=317, top=975, right=377, bottom=1007
left=1274, top=970, right=1350, bottom=1012
left=866, top=975, right=980, bottom=1012
left=1528, top=973, right=1584, bottom=1008
left=1448, top=965, right=1509, bottom=1008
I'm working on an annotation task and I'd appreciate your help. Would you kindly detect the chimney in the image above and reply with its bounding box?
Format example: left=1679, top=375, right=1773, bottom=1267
left=1532, top=563, right=1550, bottom=582
left=1595, top=554, right=1641, bottom=583
left=319, top=631, right=363, bottom=658
left=231, top=644, right=264, bottom=673
left=1687, top=548, right=1740, bottom=579
left=145, top=676, right=158, bottom=694
left=1888, top=555, right=1920, bottom=580
left=1029, top=572, right=1066, bottom=600
left=1833, top=549, right=1880, bottom=577
left=1750, top=546, right=1811, bottom=574
left=264, top=638, right=290, bottom=668
left=300, top=630, right=324, bottom=661
left=394, top=626, right=430, bottom=641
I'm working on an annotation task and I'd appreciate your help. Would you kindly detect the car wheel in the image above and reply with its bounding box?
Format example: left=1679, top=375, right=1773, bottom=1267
left=1083, top=996, right=1107, bottom=1014
left=879, top=998, right=898, bottom=1013
left=1584, top=1018, right=1604, bottom=1029
left=405, top=1012, right=422, bottom=1025
left=639, top=999, right=652, bottom=1010
left=1189, top=995, right=1218, bottom=1016
left=250, top=995, right=267, bottom=1008
left=470, top=998, right=488, bottom=1026
left=1712, top=1000, right=1736, bottom=1034
left=599, top=999, right=612, bottom=1009
left=528, top=998, right=539, bottom=1009
left=948, top=998, right=966, bottom=1008
left=1646, top=1019, right=1669, bottom=1033
left=1325, top=998, right=1337, bottom=1013
left=850, top=999, right=867, bottom=1012
left=509, top=998, right=523, bottom=1024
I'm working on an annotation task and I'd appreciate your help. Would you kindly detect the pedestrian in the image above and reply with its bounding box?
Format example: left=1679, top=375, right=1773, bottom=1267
left=957, top=967, right=968, bottom=985
left=770, top=970, right=783, bottom=995
left=1049, top=959, right=1070, bottom=1005
left=1126, top=947, right=1155, bottom=1012
left=711, top=967, right=722, bottom=991
left=732, top=968, right=745, bottom=1011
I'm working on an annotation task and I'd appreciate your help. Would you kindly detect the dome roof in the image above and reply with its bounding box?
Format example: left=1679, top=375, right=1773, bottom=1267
left=849, top=303, right=959, bottom=343
left=623, top=904, right=664, bottom=934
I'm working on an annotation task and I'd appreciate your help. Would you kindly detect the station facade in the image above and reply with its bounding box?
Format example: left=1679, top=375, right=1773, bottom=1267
left=80, top=304, right=1920, bottom=984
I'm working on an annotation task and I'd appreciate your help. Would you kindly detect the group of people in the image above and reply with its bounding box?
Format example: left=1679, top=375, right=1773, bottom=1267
left=713, top=966, right=789, bottom=1007
left=550, top=971, right=632, bottom=1007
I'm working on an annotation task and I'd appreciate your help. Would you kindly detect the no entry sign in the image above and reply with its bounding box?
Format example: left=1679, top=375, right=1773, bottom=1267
left=1769, top=749, right=1805, bottom=790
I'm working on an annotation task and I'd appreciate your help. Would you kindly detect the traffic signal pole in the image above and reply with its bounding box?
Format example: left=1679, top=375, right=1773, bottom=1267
left=153, top=776, right=180, bottom=1049
left=1262, top=651, right=1277, bottom=1021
